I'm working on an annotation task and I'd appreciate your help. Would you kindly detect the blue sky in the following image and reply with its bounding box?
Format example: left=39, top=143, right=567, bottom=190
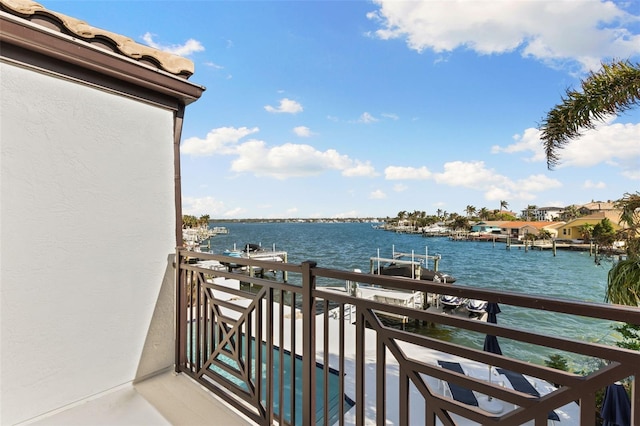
left=44, top=1, right=640, bottom=219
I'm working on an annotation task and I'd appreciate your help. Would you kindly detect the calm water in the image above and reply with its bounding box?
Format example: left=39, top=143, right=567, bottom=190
left=204, top=222, right=619, bottom=368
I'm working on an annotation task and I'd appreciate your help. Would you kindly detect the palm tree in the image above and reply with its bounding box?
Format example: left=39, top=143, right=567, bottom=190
left=540, top=60, right=640, bottom=169
left=523, top=205, right=537, bottom=221
left=605, top=192, right=640, bottom=306
left=560, top=204, right=580, bottom=221
left=499, top=200, right=508, bottom=212
left=538, top=229, right=552, bottom=241
left=465, top=205, right=477, bottom=218
left=577, top=223, right=594, bottom=242
left=478, top=207, right=490, bottom=220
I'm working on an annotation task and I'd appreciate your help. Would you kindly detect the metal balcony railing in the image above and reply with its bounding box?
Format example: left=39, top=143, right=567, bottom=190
left=175, top=248, right=639, bottom=426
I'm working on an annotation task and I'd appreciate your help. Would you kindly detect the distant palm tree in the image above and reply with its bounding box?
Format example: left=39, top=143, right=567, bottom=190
left=465, top=205, right=477, bottom=218
left=524, top=205, right=537, bottom=221
left=500, top=200, right=509, bottom=211
left=538, top=229, right=552, bottom=241
left=578, top=223, right=594, bottom=242
left=478, top=207, right=490, bottom=220
left=540, top=60, right=640, bottom=169
left=560, top=205, right=580, bottom=221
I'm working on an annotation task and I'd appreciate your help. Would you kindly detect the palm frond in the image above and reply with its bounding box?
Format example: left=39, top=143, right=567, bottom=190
left=540, top=60, right=640, bottom=169
left=605, top=259, right=640, bottom=306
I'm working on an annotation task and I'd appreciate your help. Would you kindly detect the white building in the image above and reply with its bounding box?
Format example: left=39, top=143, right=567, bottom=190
left=520, top=206, right=564, bottom=221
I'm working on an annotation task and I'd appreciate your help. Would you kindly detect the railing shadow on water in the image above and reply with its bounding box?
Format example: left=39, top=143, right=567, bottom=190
left=175, top=248, right=640, bottom=426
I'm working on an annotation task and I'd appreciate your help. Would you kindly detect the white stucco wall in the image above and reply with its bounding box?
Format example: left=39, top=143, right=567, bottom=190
left=1, top=62, right=177, bottom=424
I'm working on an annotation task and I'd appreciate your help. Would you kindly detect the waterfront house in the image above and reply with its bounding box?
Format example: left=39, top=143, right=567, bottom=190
left=497, top=221, right=563, bottom=240
left=556, top=211, right=624, bottom=241
left=469, top=221, right=506, bottom=234
left=579, top=201, right=617, bottom=215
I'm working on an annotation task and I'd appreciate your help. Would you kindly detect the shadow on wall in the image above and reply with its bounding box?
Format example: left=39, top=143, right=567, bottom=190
left=135, top=254, right=176, bottom=381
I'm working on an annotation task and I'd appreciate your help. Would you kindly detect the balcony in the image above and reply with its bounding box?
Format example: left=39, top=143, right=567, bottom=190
left=175, top=249, right=640, bottom=425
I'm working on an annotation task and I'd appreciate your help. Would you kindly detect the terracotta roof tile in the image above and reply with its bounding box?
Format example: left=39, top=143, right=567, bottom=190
left=1, top=0, right=195, bottom=77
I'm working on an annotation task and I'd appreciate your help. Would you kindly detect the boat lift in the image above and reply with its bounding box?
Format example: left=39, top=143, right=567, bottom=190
left=369, top=245, right=441, bottom=277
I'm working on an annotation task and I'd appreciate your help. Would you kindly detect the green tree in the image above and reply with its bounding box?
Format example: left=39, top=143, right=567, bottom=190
left=523, top=205, right=537, bottom=221
left=198, top=214, right=210, bottom=227
left=593, top=218, right=616, bottom=248
left=560, top=204, right=580, bottom=221
left=182, top=215, right=198, bottom=228
left=465, top=205, right=477, bottom=218
left=450, top=215, right=470, bottom=231
left=540, top=60, right=640, bottom=169
left=538, top=229, right=552, bottom=241
left=478, top=207, right=490, bottom=220
left=578, top=223, right=594, bottom=242
left=605, top=192, right=640, bottom=306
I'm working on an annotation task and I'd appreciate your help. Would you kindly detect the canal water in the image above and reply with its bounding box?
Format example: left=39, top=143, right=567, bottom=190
left=203, top=221, right=619, bottom=369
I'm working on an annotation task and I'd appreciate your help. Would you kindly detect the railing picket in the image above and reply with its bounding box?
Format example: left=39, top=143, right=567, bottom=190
left=399, top=371, right=408, bottom=426
left=339, top=303, right=345, bottom=426
left=376, top=331, right=386, bottom=425
left=266, top=287, right=274, bottom=424
left=579, top=391, right=595, bottom=426
left=278, top=289, right=285, bottom=424
left=301, top=261, right=317, bottom=426
left=290, top=291, right=297, bottom=426
left=633, top=377, right=639, bottom=426
left=323, top=299, right=330, bottom=426
left=356, top=309, right=365, bottom=426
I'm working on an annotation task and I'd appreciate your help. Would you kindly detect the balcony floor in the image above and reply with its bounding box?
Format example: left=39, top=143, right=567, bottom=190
left=25, top=370, right=255, bottom=426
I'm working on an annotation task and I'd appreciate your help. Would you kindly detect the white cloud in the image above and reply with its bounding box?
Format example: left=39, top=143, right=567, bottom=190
left=370, top=189, right=387, bottom=199
left=231, top=141, right=363, bottom=179
left=369, top=0, right=640, bottom=71
left=342, top=161, right=378, bottom=177
left=493, top=121, right=640, bottom=175
left=142, top=32, right=204, bottom=56
left=393, top=160, right=563, bottom=203
left=432, top=161, right=505, bottom=187
left=381, top=112, right=399, bottom=120
left=559, top=122, right=640, bottom=169
left=393, top=183, right=408, bottom=192
left=583, top=180, right=607, bottom=189
left=184, top=127, right=375, bottom=180
left=293, top=126, right=314, bottom=137
left=182, top=196, right=225, bottom=216
left=491, top=128, right=546, bottom=162
left=622, top=170, right=640, bottom=180
left=385, top=166, right=431, bottom=180
left=264, top=98, right=303, bottom=114
left=333, top=210, right=359, bottom=218
left=223, top=207, right=247, bottom=217
left=181, top=126, right=259, bottom=156
left=357, top=112, right=378, bottom=123
left=204, top=61, right=223, bottom=69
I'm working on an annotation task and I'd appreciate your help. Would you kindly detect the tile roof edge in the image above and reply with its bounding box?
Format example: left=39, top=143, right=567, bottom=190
left=0, top=0, right=195, bottom=77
